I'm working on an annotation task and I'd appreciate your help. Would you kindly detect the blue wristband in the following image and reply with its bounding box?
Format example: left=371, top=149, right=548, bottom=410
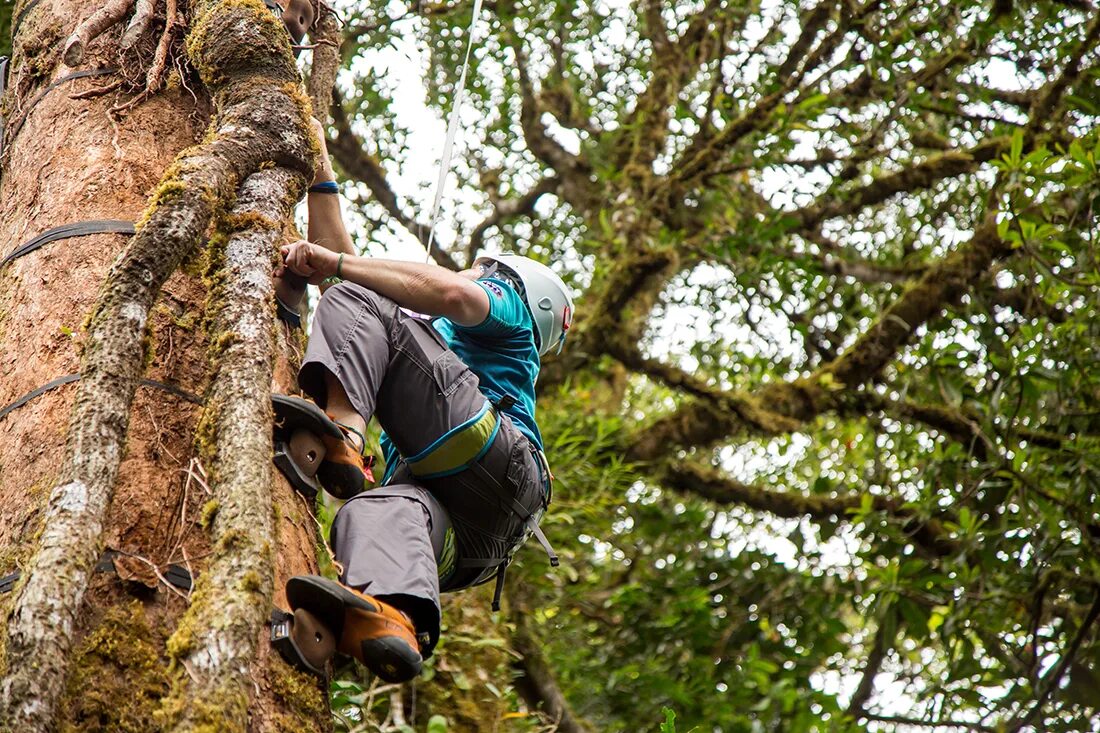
left=309, top=181, right=339, bottom=194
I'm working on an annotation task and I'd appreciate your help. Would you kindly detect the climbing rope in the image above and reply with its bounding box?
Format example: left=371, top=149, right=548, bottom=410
left=424, top=0, right=485, bottom=264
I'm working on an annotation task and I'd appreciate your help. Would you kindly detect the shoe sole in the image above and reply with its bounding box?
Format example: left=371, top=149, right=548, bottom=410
left=286, top=576, right=422, bottom=683
left=272, top=397, right=365, bottom=499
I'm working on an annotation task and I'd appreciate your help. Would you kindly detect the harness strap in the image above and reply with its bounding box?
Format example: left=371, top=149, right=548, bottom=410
left=0, top=372, right=201, bottom=424
left=12, top=0, right=43, bottom=41
left=1, top=219, right=135, bottom=268
left=468, top=460, right=559, bottom=567
left=405, top=402, right=499, bottom=478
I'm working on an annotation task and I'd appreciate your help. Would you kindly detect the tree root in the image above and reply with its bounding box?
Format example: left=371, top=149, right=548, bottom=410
left=120, top=0, right=157, bottom=50
left=62, top=0, right=136, bottom=67
left=159, top=167, right=301, bottom=731
left=113, top=0, right=180, bottom=115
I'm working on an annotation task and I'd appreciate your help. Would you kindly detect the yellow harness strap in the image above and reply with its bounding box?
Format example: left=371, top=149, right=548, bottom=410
left=406, top=405, right=499, bottom=479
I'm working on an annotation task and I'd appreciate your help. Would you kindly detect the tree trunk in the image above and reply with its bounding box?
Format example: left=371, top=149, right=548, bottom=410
left=0, top=1, right=327, bottom=730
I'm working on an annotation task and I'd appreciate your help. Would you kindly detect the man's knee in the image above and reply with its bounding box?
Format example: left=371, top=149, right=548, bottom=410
left=316, top=281, right=395, bottom=323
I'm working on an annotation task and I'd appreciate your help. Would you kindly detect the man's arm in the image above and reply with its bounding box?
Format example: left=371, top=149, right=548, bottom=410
left=278, top=241, right=490, bottom=326
left=307, top=118, right=355, bottom=256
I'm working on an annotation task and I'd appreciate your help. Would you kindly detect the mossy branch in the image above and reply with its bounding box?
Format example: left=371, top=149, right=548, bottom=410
left=0, top=1, right=314, bottom=728
left=158, top=167, right=301, bottom=732
left=626, top=216, right=1011, bottom=459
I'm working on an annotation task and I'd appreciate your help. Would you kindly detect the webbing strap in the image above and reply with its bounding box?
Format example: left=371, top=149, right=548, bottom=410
left=6, top=68, right=118, bottom=143
left=0, top=548, right=193, bottom=595
left=12, top=0, right=43, bottom=41
left=468, top=459, right=559, bottom=568
left=0, top=373, right=201, bottom=424
left=1, top=219, right=135, bottom=268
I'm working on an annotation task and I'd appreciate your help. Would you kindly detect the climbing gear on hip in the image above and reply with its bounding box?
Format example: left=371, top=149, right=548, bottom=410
left=272, top=395, right=375, bottom=500
left=404, top=401, right=501, bottom=479
left=286, top=575, right=426, bottom=683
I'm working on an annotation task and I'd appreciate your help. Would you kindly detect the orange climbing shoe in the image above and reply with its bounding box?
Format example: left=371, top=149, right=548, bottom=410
left=272, top=395, right=374, bottom=500
left=286, top=575, right=423, bottom=683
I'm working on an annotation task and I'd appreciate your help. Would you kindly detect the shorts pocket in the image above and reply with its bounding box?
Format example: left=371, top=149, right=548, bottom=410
left=431, top=351, right=473, bottom=397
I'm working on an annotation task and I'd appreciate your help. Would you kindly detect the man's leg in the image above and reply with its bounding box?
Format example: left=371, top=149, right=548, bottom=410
left=298, top=281, right=482, bottom=455
left=329, top=484, right=454, bottom=657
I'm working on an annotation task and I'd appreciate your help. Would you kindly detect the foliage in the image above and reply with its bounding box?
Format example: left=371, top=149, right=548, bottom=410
left=327, top=0, right=1100, bottom=731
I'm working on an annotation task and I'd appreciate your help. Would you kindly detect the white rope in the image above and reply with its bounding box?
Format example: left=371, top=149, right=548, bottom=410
left=424, top=0, right=485, bottom=264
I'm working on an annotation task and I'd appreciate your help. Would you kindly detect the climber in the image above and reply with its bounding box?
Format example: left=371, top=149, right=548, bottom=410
left=270, top=120, right=574, bottom=683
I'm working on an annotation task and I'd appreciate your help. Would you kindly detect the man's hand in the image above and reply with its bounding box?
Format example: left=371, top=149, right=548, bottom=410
left=310, top=117, right=336, bottom=185
left=277, top=240, right=340, bottom=285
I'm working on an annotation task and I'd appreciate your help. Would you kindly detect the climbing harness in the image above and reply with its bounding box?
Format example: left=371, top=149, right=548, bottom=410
left=0, top=372, right=201, bottom=425
left=1, top=219, right=135, bottom=268
left=391, top=394, right=558, bottom=611
left=424, top=0, right=485, bottom=264
left=5, top=68, right=119, bottom=144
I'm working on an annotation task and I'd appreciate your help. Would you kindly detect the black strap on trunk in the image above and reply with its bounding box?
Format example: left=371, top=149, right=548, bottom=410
left=0, top=372, right=201, bottom=424
left=6, top=68, right=118, bottom=143
left=0, top=548, right=193, bottom=595
left=12, top=0, right=43, bottom=41
left=1, top=219, right=135, bottom=268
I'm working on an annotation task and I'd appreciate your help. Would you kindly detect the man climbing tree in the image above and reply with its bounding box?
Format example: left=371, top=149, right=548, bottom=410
left=2, top=0, right=1100, bottom=730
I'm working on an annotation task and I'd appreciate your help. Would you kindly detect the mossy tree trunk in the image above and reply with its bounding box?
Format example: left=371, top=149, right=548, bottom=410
left=0, top=0, right=331, bottom=730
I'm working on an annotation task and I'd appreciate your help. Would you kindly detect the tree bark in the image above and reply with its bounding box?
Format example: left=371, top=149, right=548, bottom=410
left=0, top=1, right=328, bottom=730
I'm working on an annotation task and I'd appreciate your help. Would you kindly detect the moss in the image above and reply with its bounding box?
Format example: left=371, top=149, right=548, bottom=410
left=200, top=499, right=220, bottom=530
left=239, top=570, right=263, bottom=593
left=187, top=0, right=297, bottom=89
left=269, top=661, right=325, bottom=731
left=226, top=210, right=281, bottom=233
left=58, top=602, right=170, bottom=733
left=217, top=528, right=248, bottom=552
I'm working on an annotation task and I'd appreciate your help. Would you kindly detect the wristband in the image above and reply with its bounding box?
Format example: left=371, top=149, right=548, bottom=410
left=308, top=181, right=339, bottom=195
left=336, top=252, right=345, bottom=278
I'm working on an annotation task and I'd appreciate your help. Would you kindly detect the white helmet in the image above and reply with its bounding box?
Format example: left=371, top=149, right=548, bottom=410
left=474, top=254, right=574, bottom=356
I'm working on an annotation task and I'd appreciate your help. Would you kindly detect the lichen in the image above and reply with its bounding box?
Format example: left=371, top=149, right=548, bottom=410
left=58, top=602, right=170, bottom=733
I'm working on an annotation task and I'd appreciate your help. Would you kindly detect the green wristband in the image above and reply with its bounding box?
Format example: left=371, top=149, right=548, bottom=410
left=336, top=252, right=345, bottom=278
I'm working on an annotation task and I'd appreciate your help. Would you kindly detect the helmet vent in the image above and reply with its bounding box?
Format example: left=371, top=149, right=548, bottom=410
left=537, top=296, right=553, bottom=311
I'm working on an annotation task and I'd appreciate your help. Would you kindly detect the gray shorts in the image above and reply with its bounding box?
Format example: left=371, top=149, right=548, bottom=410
left=300, top=283, right=549, bottom=653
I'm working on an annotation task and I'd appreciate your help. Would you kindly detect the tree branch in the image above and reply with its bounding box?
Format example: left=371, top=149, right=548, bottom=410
left=467, top=176, right=559, bottom=263
left=328, top=97, right=461, bottom=270
left=627, top=215, right=1011, bottom=458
